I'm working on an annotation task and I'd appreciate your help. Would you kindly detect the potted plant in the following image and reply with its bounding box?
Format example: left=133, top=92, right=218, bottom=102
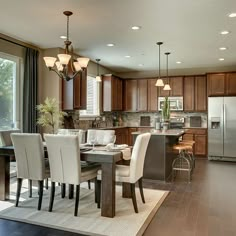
left=161, top=97, right=170, bottom=130
left=36, top=97, right=67, bottom=134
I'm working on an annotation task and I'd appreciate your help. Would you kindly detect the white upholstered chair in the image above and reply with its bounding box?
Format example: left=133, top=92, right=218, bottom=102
left=10, top=133, right=50, bottom=210
left=57, top=129, right=86, bottom=144
left=87, top=129, right=115, bottom=145
left=0, top=129, right=21, bottom=146
left=97, top=132, right=151, bottom=213
left=44, top=134, right=100, bottom=216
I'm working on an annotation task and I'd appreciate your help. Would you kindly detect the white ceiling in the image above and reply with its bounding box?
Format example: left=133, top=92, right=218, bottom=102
left=1, top=0, right=236, bottom=73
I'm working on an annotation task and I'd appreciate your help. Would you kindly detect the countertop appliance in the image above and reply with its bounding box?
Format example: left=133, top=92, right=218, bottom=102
left=158, top=96, right=183, bottom=111
left=208, top=97, right=236, bottom=161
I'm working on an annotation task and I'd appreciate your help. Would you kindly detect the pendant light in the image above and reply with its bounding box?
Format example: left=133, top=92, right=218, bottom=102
left=163, top=52, right=171, bottom=91
left=155, top=42, right=164, bottom=87
left=95, top=59, right=102, bottom=82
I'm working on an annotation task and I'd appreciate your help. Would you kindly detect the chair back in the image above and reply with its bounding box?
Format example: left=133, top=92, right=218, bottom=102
left=10, top=133, right=46, bottom=180
left=87, top=129, right=115, bottom=145
left=57, top=129, right=86, bottom=144
left=44, top=134, right=81, bottom=185
left=129, top=133, right=151, bottom=183
left=0, top=129, right=21, bottom=146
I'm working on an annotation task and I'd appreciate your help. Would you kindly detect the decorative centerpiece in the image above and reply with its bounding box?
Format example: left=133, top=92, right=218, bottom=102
left=36, top=97, right=67, bottom=134
left=161, top=97, right=170, bottom=131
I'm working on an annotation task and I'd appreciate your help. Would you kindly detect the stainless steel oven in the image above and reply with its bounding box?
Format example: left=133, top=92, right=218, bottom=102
left=158, top=97, right=183, bottom=111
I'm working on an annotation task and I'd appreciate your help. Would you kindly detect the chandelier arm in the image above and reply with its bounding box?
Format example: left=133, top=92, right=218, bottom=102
left=49, top=67, right=64, bottom=80
left=71, top=70, right=81, bottom=81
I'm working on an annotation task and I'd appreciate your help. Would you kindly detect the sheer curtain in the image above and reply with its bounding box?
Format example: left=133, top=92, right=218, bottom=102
left=23, top=48, right=39, bottom=133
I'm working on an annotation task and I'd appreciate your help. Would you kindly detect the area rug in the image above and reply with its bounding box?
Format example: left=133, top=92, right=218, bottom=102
left=0, top=184, right=168, bottom=236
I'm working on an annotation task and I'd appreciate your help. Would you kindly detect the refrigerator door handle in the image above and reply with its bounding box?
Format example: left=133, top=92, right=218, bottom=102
left=224, top=104, right=226, bottom=139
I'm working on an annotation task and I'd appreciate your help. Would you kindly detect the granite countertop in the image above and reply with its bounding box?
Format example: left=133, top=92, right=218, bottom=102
left=183, top=127, right=207, bottom=129
left=132, top=129, right=185, bottom=136
left=99, top=126, right=153, bottom=129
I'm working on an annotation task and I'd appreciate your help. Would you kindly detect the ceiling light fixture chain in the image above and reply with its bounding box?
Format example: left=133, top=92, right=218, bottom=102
left=163, top=52, right=171, bottom=91
left=155, top=42, right=164, bottom=87
left=43, top=10, right=90, bottom=81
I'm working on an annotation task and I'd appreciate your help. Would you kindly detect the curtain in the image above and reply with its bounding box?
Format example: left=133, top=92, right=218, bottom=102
left=23, top=48, right=39, bottom=133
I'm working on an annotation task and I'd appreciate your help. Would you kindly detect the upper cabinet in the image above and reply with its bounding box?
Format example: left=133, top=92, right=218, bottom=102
left=102, top=75, right=123, bottom=112
left=183, top=75, right=207, bottom=112
left=62, top=69, right=87, bottom=110
left=158, top=76, right=183, bottom=97
left=207, top=73, right=225, bottom=96
left=148, top=79, right=158, bottom=111
left=207, top=72, right=236, bottom=96
left=124, top=79, right=148, bottom=111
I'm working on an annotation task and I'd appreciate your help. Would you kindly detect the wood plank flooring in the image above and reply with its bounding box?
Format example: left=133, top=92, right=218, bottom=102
left=1, top=159, right=236, bottom=236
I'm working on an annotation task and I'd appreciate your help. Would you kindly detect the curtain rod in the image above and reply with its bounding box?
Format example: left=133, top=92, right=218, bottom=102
left=0, top=35, right=39, bottom=51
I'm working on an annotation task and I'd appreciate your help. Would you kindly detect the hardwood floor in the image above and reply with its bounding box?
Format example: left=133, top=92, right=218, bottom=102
left=1, top=159, right=236, bottom=236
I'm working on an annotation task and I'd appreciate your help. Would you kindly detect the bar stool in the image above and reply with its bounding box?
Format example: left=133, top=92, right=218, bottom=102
left=179, top=140, right=195, bottom=169
left=172, top=144, right=192, bottom=182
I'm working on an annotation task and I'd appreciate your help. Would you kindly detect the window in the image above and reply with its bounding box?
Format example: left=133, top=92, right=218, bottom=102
left=80, top=75, right=100, bottom=117
left=0, top=52, right=22, bottom=130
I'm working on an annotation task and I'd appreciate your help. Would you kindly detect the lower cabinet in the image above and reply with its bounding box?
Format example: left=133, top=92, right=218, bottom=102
left=183, top=128, right=207, bottom=157
left=115, top=128, right=128, bottom=144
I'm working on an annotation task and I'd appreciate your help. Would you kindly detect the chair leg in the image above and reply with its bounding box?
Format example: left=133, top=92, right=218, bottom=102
left=49, top=182, right=55, bottom=212
left=94, top=178, right=98, bottom=203
left=45, top=178, right=49, bottom=190
left=15, top=178, right=23, bottom=207
left=74, top=185, right=80, bottom=216
left=130, top=183, right=138, bottom=213
left=28, top=179, right=32, bottom=198
left=38, top=180, right=44, bottom=210
left=69, top=184, right=74, bottom=199
left=88, top=180, right=91, bottom=189
left=138, top=178, right=145, bottom=203
left=97, top=180, right=101, bottom=208
left=61, top=183, right=66, bottom=198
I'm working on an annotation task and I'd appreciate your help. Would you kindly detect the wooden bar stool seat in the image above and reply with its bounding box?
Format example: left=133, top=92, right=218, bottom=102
left=179, top=140, right=195, bottom=169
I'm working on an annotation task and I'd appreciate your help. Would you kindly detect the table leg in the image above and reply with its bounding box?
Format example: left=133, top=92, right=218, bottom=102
left=101, top=162, right=115, bottom=217
left=0, top=156, right=10, bottom=200
left=122, top=183, right=131, bottom=198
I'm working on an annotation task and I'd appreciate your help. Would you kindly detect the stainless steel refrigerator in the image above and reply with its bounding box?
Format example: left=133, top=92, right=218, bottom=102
left=208, top=97, right=236, bottom=161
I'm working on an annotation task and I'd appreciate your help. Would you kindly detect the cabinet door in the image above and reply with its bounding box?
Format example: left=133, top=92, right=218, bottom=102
left=137, top=79, right=148, bottom=111
left=124, top=80, right=137, bottom=111
left=195, top=75, right=207, bottom=111
left=102, top=75, right=112, bottom=112
left=158, top=77, right=170, bottom=97
left=194, top=134, right=207, bottom=156
left=207, top=73, right=225, bottom=96
left=116, top=78, right=123, bottom=110
left=170, top=77, right=183, bottom=96
left=226, top=73, right=236, bottom=95
left=183, top=76, right=195, bottom=111
left=128, top=128, right=137, bottom=146
left=111, top=77, right=118, bottom=110
left=148, top=79, right=158, bottom=111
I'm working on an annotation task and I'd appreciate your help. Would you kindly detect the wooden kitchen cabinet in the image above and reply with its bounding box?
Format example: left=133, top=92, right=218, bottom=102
left=183, top=75, right=207, bottom=112
left=127, top=128, right=137, bottom=146
left=169, top=77, right=183, bottom=96
left=158, top=77, right=169, bottom=97
left=195, top=75, right=207, bottom=111
left=183, top=128, right=207, bottom=157
left=62, top=69, right=87, bottom=110
left=225, top=73, right=236, bottom=95
left=207, top=73, right=225, bottom=96
left=115, top=128, right=128, bottom=145
left=148, top=79, right=158, bottom=111
left=137, top=79, right=148, bottom=111
left=183, top=76, right=195, bottom=111
left=124, top=80, right=137, bottom=111
left=102, top=75, right=123, bottom=111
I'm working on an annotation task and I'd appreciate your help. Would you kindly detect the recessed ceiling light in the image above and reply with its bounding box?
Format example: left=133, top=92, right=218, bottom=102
left=219, top=58, right=225, bottom=61
left=220, top=30, right=230, bottom=35
left=138, top=63, right=144, bottom=67
left=228, top=13, right=236, bottom=18
left=125, top=55, right=131, bottom=58
left=60, top=35, right=67, bottom=39
left=219, top=47, right=227, bottom=50
left=176, top=61, right=182, bottom=64
left=131, top=26, right=141, bottom=30
left=107, top=43, right=115, bottom=47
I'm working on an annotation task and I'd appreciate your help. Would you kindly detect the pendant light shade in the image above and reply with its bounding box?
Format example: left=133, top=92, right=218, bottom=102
left=96, top=59, right=102, bottom=82
left=155, top=42, right=164, bottom=87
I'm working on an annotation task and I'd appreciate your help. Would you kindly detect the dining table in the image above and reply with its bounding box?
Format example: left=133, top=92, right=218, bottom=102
left=0, top=145, right=125, bottom=218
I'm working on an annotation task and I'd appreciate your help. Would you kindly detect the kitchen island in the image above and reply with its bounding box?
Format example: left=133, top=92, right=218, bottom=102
left=132, top=129, right=185, bottom=181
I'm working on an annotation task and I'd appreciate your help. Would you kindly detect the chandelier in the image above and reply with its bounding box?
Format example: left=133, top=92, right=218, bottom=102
left=43, top=11, right=89, bottom=81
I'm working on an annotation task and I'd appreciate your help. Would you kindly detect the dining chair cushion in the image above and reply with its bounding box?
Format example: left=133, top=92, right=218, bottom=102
left=87, top=129, right=115, bottom=145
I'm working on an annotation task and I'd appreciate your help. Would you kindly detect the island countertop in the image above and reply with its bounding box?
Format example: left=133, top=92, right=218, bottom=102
left=132, top=129, right=185, bottom=136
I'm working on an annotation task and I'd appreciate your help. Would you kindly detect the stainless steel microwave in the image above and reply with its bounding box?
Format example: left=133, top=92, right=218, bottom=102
left=158, top=97, right=183, bottom=111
